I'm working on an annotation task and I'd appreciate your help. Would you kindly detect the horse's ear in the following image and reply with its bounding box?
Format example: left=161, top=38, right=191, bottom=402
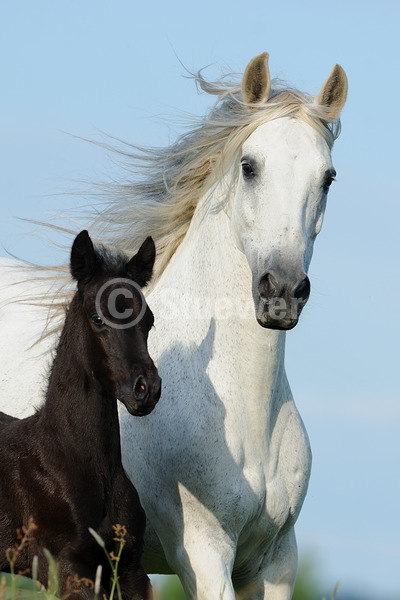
left=126, top=236, right=156, bottom=287
left=70, top=230, right=97, bottom=283
left=242, top=52, right=271, bottom=105
left=314, top=64, right=348, bottom=120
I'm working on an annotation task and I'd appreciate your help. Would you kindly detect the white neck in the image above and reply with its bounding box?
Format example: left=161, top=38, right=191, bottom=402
left=150, top=182, right=288, bottom=444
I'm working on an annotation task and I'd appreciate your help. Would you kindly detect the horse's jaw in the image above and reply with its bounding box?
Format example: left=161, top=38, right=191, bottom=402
left=256, top=313, right=299, bottom=330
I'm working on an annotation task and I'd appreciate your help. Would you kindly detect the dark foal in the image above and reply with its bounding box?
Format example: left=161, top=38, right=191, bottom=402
left=0, top=230, right=161, bottom=600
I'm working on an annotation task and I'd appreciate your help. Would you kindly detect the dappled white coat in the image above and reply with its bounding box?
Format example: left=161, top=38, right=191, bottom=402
left=0, top=54, right=347, bottom=600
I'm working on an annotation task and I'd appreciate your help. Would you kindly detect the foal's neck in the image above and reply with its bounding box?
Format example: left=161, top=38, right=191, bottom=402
left=42, top=294, right=121, bottom=465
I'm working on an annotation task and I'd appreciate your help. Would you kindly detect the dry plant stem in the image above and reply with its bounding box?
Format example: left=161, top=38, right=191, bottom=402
left=5, top=518, right=37, bottom=598
left=89, top=524, right=127, bottom=600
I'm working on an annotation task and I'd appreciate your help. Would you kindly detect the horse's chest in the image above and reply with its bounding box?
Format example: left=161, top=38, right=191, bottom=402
left=238, top=462, right=304, bottom=539
left=233, top=410, right=311, bottom=554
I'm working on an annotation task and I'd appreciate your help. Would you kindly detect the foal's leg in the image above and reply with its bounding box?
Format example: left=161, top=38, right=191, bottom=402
left=56, top=550, right=108, bottom=600
left=118, top=563, right=153, bottom=600
left=110, top=471, right=152, bottom=600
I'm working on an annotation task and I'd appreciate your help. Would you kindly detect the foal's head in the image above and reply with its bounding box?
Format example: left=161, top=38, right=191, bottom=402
left=70, top=230, right=161, bottom=416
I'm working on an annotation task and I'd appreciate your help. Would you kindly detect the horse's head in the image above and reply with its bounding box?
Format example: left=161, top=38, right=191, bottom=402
left=231, top=53, right=347, bottom=330
left=70, top=230, right=161, bottom=416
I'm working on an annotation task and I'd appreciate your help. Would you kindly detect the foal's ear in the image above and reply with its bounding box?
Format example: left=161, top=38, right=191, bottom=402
left=126, top=236, right=156, bottom=287
left=314, top=64, right=348, bottom=120
left=70, top=230, right=97, bottom=283
left=242, top=52, right=271, bottom=105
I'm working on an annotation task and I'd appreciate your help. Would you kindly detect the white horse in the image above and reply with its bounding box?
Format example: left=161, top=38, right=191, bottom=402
left=0, top=53, right=347, bottom=599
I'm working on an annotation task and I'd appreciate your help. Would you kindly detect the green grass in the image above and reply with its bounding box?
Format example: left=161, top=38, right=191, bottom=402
left=1, top=522, right=339, bottom=600
left=1, top=522, right=127, bottom=600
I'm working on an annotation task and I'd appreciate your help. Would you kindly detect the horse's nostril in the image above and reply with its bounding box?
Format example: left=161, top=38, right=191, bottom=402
left=133, top=376, right=148, bottom=400
left=259, top=272, right=279, bottom=300
left=293, top=276, right=311, bottom=302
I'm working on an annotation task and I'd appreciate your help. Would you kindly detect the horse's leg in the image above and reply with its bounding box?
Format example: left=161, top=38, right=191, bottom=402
left=164, top=524, right=237, bottom=600
left=236, top=529, right=298, bottom=600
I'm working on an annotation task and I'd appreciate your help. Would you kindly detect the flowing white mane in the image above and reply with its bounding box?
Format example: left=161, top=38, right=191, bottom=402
left=88, top=71, right=341, bottom=283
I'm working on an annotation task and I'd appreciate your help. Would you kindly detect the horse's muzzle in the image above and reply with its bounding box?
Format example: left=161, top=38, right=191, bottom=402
left=256, top=271, right=311, bottom=330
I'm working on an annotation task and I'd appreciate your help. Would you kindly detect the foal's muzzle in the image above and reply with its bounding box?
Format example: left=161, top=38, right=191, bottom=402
left=120, top=368, right=162, bottom=417
left=256, top=270, right=311, bottom=330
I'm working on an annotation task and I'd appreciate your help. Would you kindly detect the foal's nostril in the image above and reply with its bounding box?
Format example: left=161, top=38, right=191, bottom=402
left=293, top=276, right=311, bottom=304
left=133, top=375, right=148, bottom=400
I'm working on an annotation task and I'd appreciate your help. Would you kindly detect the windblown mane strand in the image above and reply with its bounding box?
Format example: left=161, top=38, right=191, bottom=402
left=4, top=240, right=131, bottom=347
left=88, top=73, right=340, bottom=284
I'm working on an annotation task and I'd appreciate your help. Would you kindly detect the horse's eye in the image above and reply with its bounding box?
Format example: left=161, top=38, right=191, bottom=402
left=91, top=313, right=105, bottom=327
left=323, top=172, right=336, bottom=192
left=241, top=161, right=255, bottom=178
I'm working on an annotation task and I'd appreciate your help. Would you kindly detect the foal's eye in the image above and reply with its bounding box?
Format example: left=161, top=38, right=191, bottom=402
left=91, top=313, right=105, bottom=327
left=241, top=161, right=255, bottom=178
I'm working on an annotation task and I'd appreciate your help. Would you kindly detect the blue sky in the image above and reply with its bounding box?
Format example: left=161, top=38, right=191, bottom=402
left=1, top=1, right=399, bottom=598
